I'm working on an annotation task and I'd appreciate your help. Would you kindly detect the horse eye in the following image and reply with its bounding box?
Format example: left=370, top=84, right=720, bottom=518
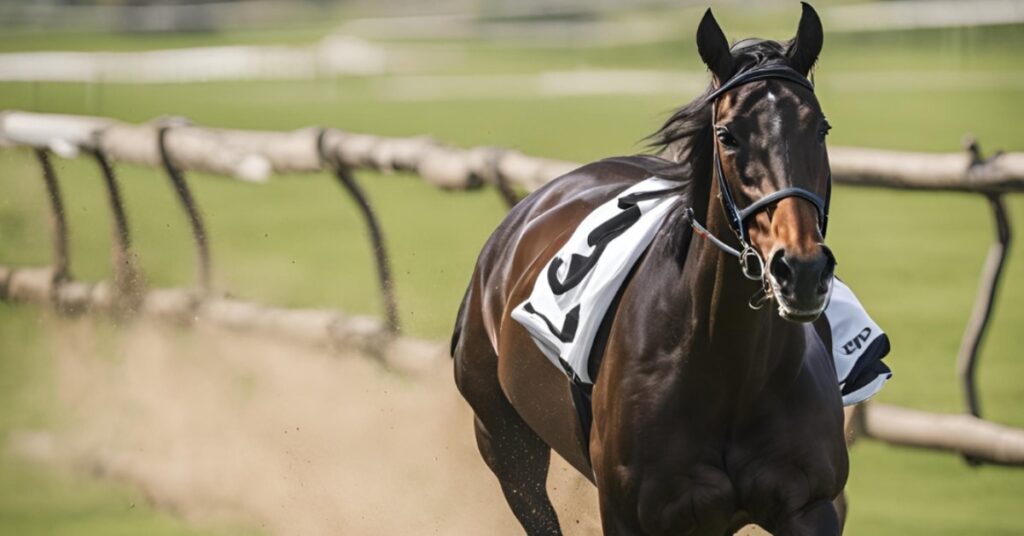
left=818, top=121, right=832, bottom=141
left=716, top=127, right=739, bottom=148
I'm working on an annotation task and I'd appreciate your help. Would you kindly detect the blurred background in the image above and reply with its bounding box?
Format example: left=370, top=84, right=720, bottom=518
left=0, top=0, right=1022, bottom=534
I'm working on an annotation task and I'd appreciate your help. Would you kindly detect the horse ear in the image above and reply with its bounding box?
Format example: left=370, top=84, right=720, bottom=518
left=696, top=9, right=733, bottom=83
left=787, top=2, right=824, bottom=76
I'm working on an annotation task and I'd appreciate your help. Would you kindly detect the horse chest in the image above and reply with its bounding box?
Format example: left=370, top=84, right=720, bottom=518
left=602, top=427, right=841, bottom=534
left=593, top=355, right=846, bottom=533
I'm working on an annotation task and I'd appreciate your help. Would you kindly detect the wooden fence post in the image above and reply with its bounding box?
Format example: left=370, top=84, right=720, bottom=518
left=90, top=147, right=144, bottom=315
left=157, top=123, right=212, bottom=294
left=32, top=148, right=71, bottom=292
left=317, top=129, right=401, bottom=334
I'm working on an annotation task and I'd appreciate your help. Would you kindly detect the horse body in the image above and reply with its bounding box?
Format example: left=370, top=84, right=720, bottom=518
left=454, top=156, right=846, bottom=535
left=452, top=5, right=849, bottom=534
left=589, top=179, right=846, bottom=534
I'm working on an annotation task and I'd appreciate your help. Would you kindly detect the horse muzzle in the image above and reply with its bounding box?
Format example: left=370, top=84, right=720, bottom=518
left=767, top=244, right=836, bottom=322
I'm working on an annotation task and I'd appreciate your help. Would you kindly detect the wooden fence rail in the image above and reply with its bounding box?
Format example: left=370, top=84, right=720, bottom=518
left=4, top=111, right=1024, bottom=193
left=859, top=404, right=1024, bottom=466
left=0, top=265, right=444, bottom=374
left=2, top=109, right=1023, bottom=467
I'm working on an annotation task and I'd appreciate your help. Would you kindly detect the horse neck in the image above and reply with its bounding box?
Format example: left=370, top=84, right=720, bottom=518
left=683, top=170, right=805, bottom=390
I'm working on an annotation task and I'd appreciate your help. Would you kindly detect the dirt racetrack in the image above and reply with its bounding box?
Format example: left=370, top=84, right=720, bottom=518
left=10, top=317, right=767, bottom=535
left=12, top=317, right=603, bottom=535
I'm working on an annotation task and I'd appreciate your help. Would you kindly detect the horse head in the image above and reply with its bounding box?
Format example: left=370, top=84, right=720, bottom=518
left=697, top=3, right=835, bottom=322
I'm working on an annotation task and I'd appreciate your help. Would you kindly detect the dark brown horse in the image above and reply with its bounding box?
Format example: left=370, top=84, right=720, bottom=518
left=452, top=4, right=846, bottom=534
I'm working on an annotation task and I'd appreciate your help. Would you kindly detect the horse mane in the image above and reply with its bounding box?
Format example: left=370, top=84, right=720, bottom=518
left=646, top=38, right=796, bottom=166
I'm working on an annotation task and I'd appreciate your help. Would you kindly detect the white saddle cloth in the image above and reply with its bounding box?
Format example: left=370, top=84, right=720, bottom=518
left=511, top=177, right=891, bottom=406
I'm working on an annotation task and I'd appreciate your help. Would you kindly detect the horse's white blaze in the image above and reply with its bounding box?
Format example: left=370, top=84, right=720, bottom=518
left=767, top=92, right=784, bottom=139
left=765, top=91, right=783, bottom=134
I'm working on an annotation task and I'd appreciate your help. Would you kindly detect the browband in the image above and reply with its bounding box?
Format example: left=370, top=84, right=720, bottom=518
left=706, top=65, right=814, bottom=103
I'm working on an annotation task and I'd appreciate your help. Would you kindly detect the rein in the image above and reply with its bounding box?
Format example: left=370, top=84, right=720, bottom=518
left=690, top=64, right=832, bottom=308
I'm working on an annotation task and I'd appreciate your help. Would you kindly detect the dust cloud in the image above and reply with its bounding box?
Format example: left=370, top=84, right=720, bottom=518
left=12, top=317, right=767, bottom=535
left=29, top=318, right=601, bottom=535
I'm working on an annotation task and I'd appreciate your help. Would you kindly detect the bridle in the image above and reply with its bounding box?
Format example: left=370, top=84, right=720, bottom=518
left=687, top=65, right=832, bottom=307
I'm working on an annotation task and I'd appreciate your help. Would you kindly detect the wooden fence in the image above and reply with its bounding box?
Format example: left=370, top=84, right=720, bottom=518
left=1, top=109, right=1022, bottom=465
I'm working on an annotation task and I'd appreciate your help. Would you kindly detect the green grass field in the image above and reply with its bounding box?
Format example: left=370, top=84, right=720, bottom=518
left=1, top=10, right=1023, bottom=535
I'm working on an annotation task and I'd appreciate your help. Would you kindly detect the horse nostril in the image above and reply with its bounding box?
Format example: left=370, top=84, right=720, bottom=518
left=769, top=249, right=793, bottom=290
left=817, top=246, right=836, bottom=295
left=817, top=266, right=833, bottom=295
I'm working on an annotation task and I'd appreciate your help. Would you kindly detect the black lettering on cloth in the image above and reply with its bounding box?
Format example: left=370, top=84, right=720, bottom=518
left=547, top=204, right=641, bottom=295
left=842, top=326, right=872, bottom=355
left=523, top=302, right=581, bottom=344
